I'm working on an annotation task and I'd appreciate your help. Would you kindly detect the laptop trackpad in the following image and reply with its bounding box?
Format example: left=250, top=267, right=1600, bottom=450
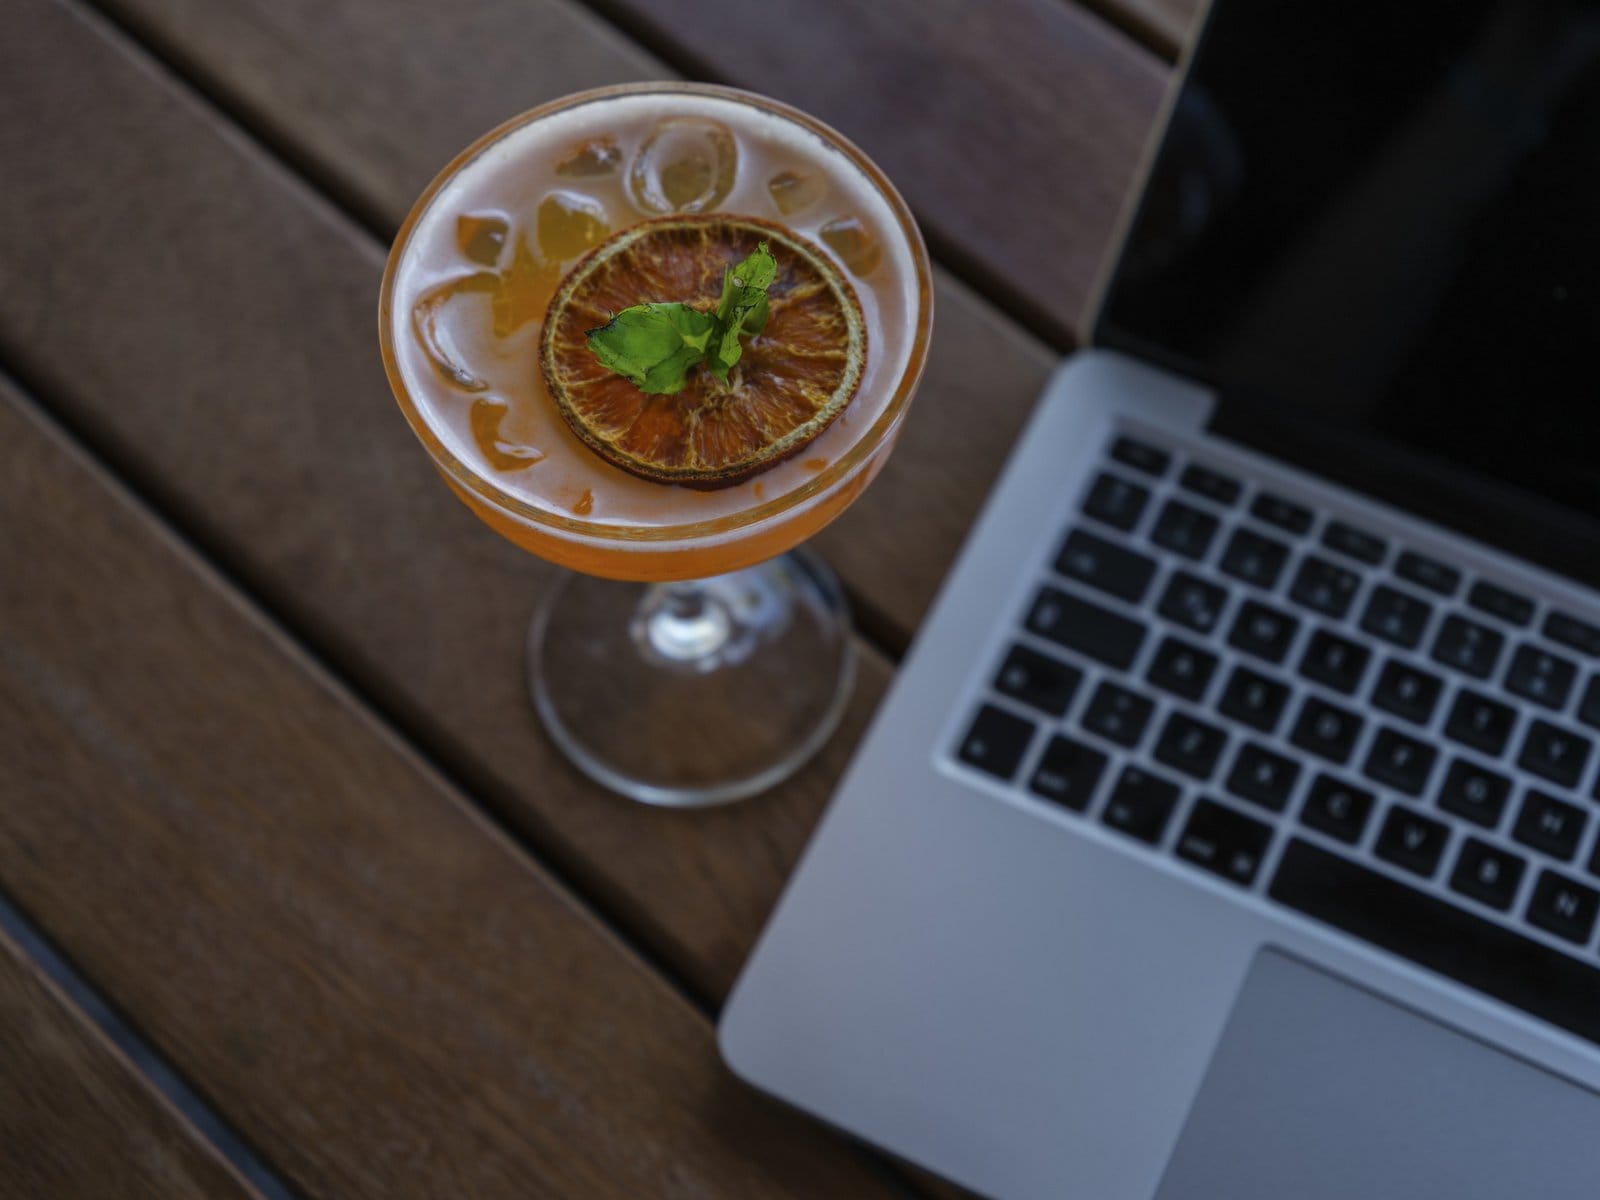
left=1156, top=948, right=1600, bottom=1199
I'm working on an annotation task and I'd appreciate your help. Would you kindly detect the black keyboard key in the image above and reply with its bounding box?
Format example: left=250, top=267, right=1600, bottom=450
left=1469, top=580, right=1535, bottom=628
left=1298, top=629, right=1371, bottom=695
left=1179, top=464, right=1242, bottom=507
left=1513, top=790, right=1587, bottom=861
left=1289, top=556, right=1360, bottom=620
left=1151, top=499, right=1220, bottom=562
left=1518, top=720, right=1592, bottom=789
left=1359, top=585, right=1432, bottom=650
left=1226, top=743, right=1300, bottom=812
left=1580, top=676, right=1600, bottom=731
left=1546, top=610, right=1600, bottom=658
left=1322, top=520, right=1386, bottom=565
left=957, top=705, right=1035, bottom=780
left=1363, top=727, right=1437, bottom=797
left=1272, top=839, right=1600, bottom=1049
left=1395, top=550, right=1461, bottom=597
left=1375, top=805, right=1449, bottom=877
left=1227, top=600, right=1299, bottom=664
left=1219, top=528, right=1289, bottom=590
left=1431, top=615, right=1505, bottom=679
left=1437, top=759, right=1511, bottom=828
left=1290, top=696, right=1363, bottom=765
left=1146, top=636, right=1218, bottom=702
left=1081, top=472, right=1151, bottom=532
left=1176, top=798, right=1273, bottom=886
left=1450, top=839, right=1526, bottom=911
left=1249, top=491, right=1313, bottom=535
left=1371, top=659, right=1443, bottom=725
left=1080, top=681, right=1155, bottom=748
left=1157, top=571, right=1228, bottom=634
left=994, top=644, right=1082, bottom=717
left=1299, top=774, right=1375, bottom=844
left=1026, top=587, right=1145, bottom=670
left=1527, top=870, right=1600, bottom=944
left=1444, top=689, right=1516, bottom=756
left=1217, top=666, right=1289, bottom=733
left=1154, top=712, right=1228, bottom=781
left=1110, top=435, right=1169, bottom=477
left=1505, top=645, right=1577, bottom=710
left=1056, top=528, right=1156, bottom=604
left=1028, top=735, right=1108, bottom=812
left=1101, top=766, right=1180, bottom=844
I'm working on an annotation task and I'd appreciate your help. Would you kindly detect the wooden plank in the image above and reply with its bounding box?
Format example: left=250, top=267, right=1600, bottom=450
left=1085, top=0, right=1202, bottom=61
left=0, top=375, right=909, bottom=1199
left=96, top=0, right=1059, bottom=640
left=579, top=0, right=1170, bottom=345
left=102, top=0, right=1164, bottom=343
left=0, top=0, right=895, bottom=1007
left=0, top=928, right=259, bottom=1200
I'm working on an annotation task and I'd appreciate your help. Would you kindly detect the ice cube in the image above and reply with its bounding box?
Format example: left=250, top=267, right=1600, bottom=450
left=555, top=136, right=623, bottom=178
left=537, top=191, right=610, bottom=262
left=470, top=397, right=545, bottom=471
left=492, top=236, right=560, bottom=338
left=627, top=117, right=737, bottom=214
left=455, top=213, right=508, bottom=266
left=819, top=216, right=882, bottom=276
left=410, top=273, right=498, bottom=391
left=766, top=170, right=823, bottom=215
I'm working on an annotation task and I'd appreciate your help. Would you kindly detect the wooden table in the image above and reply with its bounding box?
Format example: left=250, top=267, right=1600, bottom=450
left=0, top=1, right=1199, bottom=1195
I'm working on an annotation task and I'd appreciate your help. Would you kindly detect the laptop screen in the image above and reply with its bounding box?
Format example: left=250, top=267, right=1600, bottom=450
left=1096, top=1, right=1600, bottom=557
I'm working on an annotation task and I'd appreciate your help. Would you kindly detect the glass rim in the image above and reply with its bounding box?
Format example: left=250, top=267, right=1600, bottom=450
left=377, top=80, right=934, bottom=548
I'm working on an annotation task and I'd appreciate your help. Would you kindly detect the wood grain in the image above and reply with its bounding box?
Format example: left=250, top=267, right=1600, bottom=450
left=578, top=0, right=1170, bottom=344
left=0, top=929, right=258, bottom=1200
left=96, top=0, right=1059, bottom=640
left=0, top=0, right=896, bottom=1008
left=0, top=374, right=909, bottom=1200
left=1084, top=0, right=1204, bottom=60
left=102, top=0, right=1163, bottom=347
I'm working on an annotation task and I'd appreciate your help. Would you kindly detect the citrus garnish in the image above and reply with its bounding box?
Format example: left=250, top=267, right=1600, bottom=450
left=539, top=214, right=866, bottom=490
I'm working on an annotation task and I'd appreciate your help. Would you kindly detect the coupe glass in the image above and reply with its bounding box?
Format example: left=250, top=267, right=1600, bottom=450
left=379, top=83, right=932, bottom=805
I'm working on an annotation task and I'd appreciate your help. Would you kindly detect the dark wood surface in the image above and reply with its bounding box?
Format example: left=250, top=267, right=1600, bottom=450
left=1085, top=0, right=1202, bottom=60
left=0, top=0, right=1199, bottom=1193
left=0, top=376, right=905, bottom=1199
left=0, top=930, right=258, bottom=1199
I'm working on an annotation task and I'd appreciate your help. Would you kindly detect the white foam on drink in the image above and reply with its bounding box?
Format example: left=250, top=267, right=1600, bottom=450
left=388, top=89, right=921, bottom=536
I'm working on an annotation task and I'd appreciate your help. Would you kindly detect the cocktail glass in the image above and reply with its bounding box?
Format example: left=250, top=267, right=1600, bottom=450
left=379, top=83, right=932, bottom=805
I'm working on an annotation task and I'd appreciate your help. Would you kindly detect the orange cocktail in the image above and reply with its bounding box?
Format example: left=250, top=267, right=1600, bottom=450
left=381, top=84, right=930, bottom=582
left=380, top=83, right=931, bottom=805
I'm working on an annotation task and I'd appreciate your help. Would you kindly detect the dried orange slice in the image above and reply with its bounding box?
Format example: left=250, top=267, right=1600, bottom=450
left=540, top=214, right=866, bottom=490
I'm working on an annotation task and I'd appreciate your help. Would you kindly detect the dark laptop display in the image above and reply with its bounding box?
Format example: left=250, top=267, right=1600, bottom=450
left=1098, top=1, right=1600, bottom=583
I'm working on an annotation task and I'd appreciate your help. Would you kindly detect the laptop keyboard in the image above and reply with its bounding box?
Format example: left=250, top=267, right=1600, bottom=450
left=953, top=433, right=1600, bottom=1046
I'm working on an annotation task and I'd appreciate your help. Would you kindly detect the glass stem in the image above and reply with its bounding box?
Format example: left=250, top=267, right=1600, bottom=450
left=637, top=580, right=734, bottom=665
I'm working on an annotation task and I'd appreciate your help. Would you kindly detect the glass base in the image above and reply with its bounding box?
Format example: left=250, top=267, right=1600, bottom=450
left=528, top=549, right=856, bottom=806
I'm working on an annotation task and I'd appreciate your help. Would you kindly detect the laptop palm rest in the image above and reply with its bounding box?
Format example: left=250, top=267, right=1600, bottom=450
left=1156, top=948, right=1600, bottom=1199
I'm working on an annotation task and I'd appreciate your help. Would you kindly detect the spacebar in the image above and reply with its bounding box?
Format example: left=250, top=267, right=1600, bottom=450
left=1269, top=838, right=1600, bottom=1047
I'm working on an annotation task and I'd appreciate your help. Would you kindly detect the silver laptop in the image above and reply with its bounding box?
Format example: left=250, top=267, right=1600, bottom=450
left=720, top=3, right=1600, bottom=1197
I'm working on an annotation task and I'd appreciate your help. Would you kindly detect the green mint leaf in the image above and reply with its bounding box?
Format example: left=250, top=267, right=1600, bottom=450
left=583, top=242, right=778, bottom=389
left=708, top=243, right=778, bottom=378
left=585, top=303, right=717, bottom=395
